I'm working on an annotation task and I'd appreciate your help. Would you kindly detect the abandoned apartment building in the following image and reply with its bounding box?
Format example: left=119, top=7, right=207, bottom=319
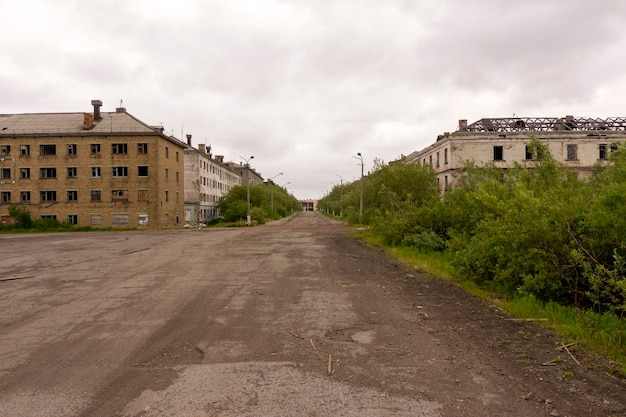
left=0, top=100, right=187, bottom=229
left=405, top=115, right=626, bottom=191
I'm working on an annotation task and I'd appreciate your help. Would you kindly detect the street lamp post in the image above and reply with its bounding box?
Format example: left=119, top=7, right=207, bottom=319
left=240, top=155, right=254, bottom=226
left=269, top=172, right=283, bottom=214
left=335, top=174, right=343, bottom=217
left=352, top=153, right=364, bottom=224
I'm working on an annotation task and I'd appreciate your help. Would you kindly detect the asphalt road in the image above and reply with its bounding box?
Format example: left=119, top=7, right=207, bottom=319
left=0, top=211, right=624, bottom=417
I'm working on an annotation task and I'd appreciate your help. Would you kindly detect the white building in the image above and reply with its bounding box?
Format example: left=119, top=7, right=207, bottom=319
left=184, top=141, right=241, bottom=224
left=405, top=116, right=626, bottom=192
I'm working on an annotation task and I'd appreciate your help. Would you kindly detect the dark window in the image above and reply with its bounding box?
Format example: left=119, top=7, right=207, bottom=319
left=165, top=190, right=169, bottom=202
left=566, top=144, right=578, bottom=160
left=90, top=190, right=101, bottom=202
left=599, top=144, right=607, bottom=160
left=436, top=152, right=440, bottom=168
left=1, top=145, right=10, bottom=156
left=20, top=168, right=30, bottom=179
left=67, top=190, right=78, bottom=202
left=444, top=149, right=448, bottom=164
left=40, top=191, right=57, bottom=202
left=90, top=143, right=101, bottom=155
left=40, top=167, right=57, bottom=179
left=493, top=146, right=504, bottom=161
left=67, top=215, right=78, bottom=225
left=91, top=166, right=101, bottom=178
left=112, top=166, right=128, bottom=177
left=138, top=166, right=149, bottom=177
left=165, top=168, right=169, bottom=180
left=20, top=191, right=30, bottom=203
left=525, top=146, right=544, bottom=161
left=138, top=143, right=148, bottom=154
left=176, top=151, right=179, bottom=161
left=1, top=191, right=10, bottom=203
left=1, top=167, right=10, bottom=180
left=40, top=215, right=57, bottom=220
left=67, top=167, right=77, bottom=178
left=112, top=143, right=128, bottom=154
left=40, top=144, right=56, bottom=155
left=67, top=144, right=77, bottom=155
left=165, top=146, right=169, bottom=158
left=20, top=144, right=30, bottom=156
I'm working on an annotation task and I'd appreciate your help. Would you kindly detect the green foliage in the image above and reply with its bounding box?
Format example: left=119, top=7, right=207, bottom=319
left=8, top=205, right=33, bottom=229
left=216, top=183, right=300, bottom=225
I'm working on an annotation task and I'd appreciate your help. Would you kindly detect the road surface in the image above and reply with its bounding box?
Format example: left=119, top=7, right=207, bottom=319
left=0, top=211, right=624, bottom=416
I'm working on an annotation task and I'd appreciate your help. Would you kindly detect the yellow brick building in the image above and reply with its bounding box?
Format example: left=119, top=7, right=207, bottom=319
left=0, top=100, right=186, bottom=229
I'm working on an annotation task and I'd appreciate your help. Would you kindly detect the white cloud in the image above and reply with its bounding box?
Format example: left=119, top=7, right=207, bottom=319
left=2, top=0, right=626, bottom=198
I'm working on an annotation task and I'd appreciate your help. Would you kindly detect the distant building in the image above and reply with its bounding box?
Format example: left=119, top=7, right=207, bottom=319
left=0, top=100, right=186, bottom=229
left=300, top=200, right=317, bottom=211
left=184, top=140, right=241, bottom=224
left=405, top=116, right=626, bottom=192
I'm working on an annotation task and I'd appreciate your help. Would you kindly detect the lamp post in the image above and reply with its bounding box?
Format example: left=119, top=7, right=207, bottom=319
left=280, top=181, right=291, bottom=212
left=240, top=155, right=254, bottom=226
left=335, top=174, right=343, bottom=217
left=352, top=152, right=364, bottom=224
left=269, top=172, right=283, bottom=214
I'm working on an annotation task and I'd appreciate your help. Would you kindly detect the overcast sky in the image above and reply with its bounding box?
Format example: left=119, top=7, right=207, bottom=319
left=2, top=0, right=626, bottom=199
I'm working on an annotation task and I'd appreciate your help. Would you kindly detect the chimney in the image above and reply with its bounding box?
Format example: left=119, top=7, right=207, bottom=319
left=199, top=144, right=206, bottom=154
left=216, top=155, right=224, bottom=163
left=115, top=107, right=126, bottom=113
left=186, top=134, right=192, bottom=146
left=91, top=100, right=102, bottom=121
left=458, top=119, right=468, bottom=130
left=83, top=112, right=94, bottom=130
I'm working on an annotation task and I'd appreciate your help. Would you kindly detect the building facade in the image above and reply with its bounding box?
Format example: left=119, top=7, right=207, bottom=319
left=0, top=100, right=186, bottom=229
left=184, top=141, right=242, bottom=224
left=405, top=116, right=626, bottom=192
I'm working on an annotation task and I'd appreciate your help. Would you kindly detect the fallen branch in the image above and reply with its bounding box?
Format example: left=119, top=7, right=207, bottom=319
left=505, top=318, right=548, bottom=322
left=563, top=344, right=582, bottom=366
left=310, top=338, right=317, bottom=351
left=289, top=332, right=305, bottom=339
left=327, top=354, right=333, bottom=375
left=0, top=275, right=34, bottom=282
left=556, top=342, right=578, bottom=351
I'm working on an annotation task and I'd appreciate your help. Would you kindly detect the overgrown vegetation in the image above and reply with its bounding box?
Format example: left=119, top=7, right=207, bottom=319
left=319, top=138, right=626, bottom=374
left=216, top=183, right=300, bottom=225
left=0, top=205, right=127, bottom=233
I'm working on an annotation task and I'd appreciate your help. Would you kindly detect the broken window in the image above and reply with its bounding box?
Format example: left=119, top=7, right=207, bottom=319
left=90, top=190, right=101, bottom=202
left=20, top=168, right=30, bottom=179
left=436, top=152, right=440, bottom=168
left=40, top=191, right=57, bottom=202
left=112, top=166, right=128, bottom=177
left=67, top=215, right=78, bottom=225
left=493, top=146, right=504, bottom=161
left=40, top=144, right=56, bottom=155
left=40, top=167, right=57, bottom=178
left=91, top=167, right=101, bottom=178
left=1, top=145, right=10, bottom=156
left=138, top=143, right=148, bottom=154
left=90, top=143, right=101, bottom=155
left=444, top=149, right=448, bottom=164
left=67, top=144, right=77, bottom=155
left=40, top=215, right=57, bottom=220
left=67, top=167, right=77, bottom=178
left=67, top=190, right=78, bottom=202
left=20, top=191, right=30, bottom=203
left=138, top=213, right=148, bottom=226
left=566, top=144, right=578, bottom=160
left=599, top=144, right=608, bottom=160
left=20, top=144, right=30, bottom=156
left=1, top=167, right=10, bottom=180
left=138, top=166, right=148, bottom=177
left=112, top=189, right=128, bottom=201
left=1, top=191, right=10, bottom=203
left=112, top=143, right=128, bottom=154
